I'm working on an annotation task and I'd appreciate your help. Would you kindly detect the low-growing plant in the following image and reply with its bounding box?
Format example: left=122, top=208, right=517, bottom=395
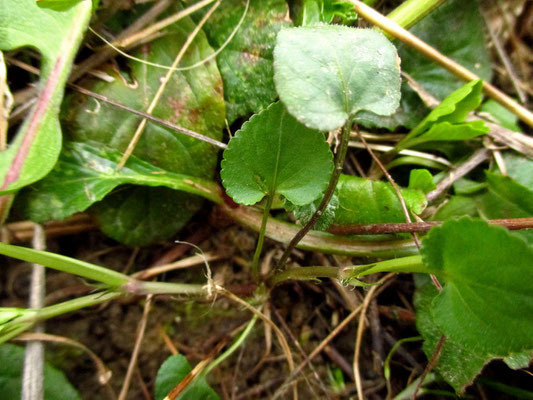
left=1, top=0, right=532, bottom=398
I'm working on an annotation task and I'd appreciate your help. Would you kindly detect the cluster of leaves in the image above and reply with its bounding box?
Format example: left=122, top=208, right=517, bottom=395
left=1, top=0, right=532, bottom=398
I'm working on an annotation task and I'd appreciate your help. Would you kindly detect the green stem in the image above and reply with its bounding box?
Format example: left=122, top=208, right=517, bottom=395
left=345, top=255, right=428, bottom=278
left=134, top=281, right=207, bottom=296
left=222, top=203, right=418, bottom=258
left=386, top=0, right=447, bottom=31
left=35, top=292, right=122, bottom=321
left=177, top=314, right=258, bottom=398
left=268, top=266, right=340, bottom=287
left=277, top=119, right=353, bottom=269
left=204, top=314, right=258, bottom=376
left=0, top=242, right=130, bottom=288
left=251, top=194, right=274, bottom=282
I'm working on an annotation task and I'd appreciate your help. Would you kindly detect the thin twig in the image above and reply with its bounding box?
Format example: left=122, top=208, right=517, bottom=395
left=355, top=128, right=423, bottom=250
left=117, top=0, right=221, bottom=170
left=118, top=294, right=153, bottom=400
left=70, top=0, right=173, bottom=83
left=347, top=0, right=533, bottom=128
left=69, top=84, right=227, bottom=149
left=353, top=274, right=395, bottom=400
left=271, top=304, right=364, bottom=400
left=216, top=286, right=298, bottom=400
left=481, top=8, right=527, bottom=104
left=0, top=51, right=13, bottom=151
left=277, top=120, right=353, bottom=269
left=328, top=217, right=533, bottom=235
left=21, top=224, right=46, bottom=400
left=426, top=148, right=491, bottom=202
left=412, top=335, right=446, bottom=399
left=273, top=308, right=332, bottom=400
left=132, top=252, right=222, bottom=280
left=113, top=0, right=217, bottom=50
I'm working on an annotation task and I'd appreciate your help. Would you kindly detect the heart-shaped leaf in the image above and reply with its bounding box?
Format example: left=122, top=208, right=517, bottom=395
left=422, top=218, right=533, bottom=355
left=221, top=102, right=333, bottom=206
left=0, top=0, right=92, bottom=193
left=274, top=25, right=401, bottom=131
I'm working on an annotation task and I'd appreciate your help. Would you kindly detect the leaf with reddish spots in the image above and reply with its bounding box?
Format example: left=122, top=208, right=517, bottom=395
left=198, top=0, right=292, bottom=123
left=49, top=6, right=225, bottom=245
left=0, top=0, right=92, bottom=195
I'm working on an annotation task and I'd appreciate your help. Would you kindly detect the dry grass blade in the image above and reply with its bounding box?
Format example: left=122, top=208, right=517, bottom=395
left=353, top=274, right=395, bottom=400
left=118, top=294, right=153, bottom=400
left=132, top=252, right=222, bottom=280
left=216, top=286, right=298, bottom=400
left=116, top=0, right=222, bottom=170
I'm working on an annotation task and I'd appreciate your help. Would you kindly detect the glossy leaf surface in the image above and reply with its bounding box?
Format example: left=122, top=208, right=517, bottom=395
left=333, top=174, right=427, bottom=225
left=221, top=102, right=333, bottom=206
left=399, top=80, right=487, bottom=149
left=274, top=25, right=401, bottom=131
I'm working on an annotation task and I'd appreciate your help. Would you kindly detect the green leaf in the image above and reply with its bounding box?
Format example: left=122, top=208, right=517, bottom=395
left=0, top=344, right=81, bottom=400
left=333, top=174, right=427, bottom=225
left=408, top=169, right=435, bottom=194
left=285, top=193, right=339, bottom=231
left=399, top=80, right=487, bottom=149
left=481, top=100, right=522, bottom=132
left=356, top=81, right=429, bottom=131
left=503, top=350, right=532, bottom=370
left=274, top=25, right=401, bottom=131
left=295, top=0, right=357, bottom=26
left=414, top=275, right=491, bottom=393
left=0, top=0, right=92, bottom=193
left=154, top=354, right=219, bottom=400
left=61, top=7, right=225, bottom=245
left=416, top=274, right=533, bottom=393
left=221, top=102, right=333, bottom=206
left=397, top=0, right=492, bottom=100
left=421, top=218, right=533, bottom=355
left=200, top=0, right=291, bottom=123
left=15, top=141, right=222, bottom=223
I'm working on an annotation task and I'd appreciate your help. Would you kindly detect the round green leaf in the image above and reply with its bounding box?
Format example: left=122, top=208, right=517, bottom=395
left=273, top=25, right=401, bottom=131
left=221, top=102, right=333, bottom=206
left=422, top=218, right=533, bottom=355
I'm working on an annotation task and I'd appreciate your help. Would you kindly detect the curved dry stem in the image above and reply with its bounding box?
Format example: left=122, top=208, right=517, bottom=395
left=353, top=273, right=395, bottom=400
left=216, top=286, right=298, bottom=400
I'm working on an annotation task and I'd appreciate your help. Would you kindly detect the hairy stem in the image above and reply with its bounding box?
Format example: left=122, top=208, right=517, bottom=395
left=251, top=194, right=275, bottom=282
left=268, top=266, right=340, bottom=287
left=277, top=120, right=353, bottom=269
